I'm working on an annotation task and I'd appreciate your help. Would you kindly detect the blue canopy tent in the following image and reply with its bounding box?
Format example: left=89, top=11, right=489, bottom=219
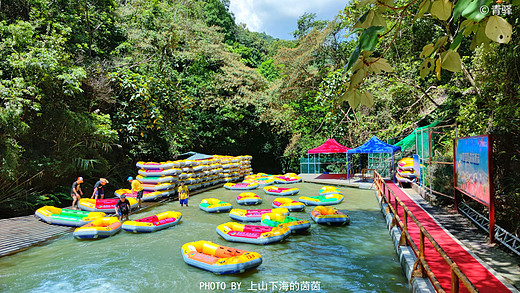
left=347, top=136, right=402, bottom=182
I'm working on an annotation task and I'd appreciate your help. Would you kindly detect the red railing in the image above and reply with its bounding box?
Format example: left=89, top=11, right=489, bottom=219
left=373, top=171, right=478, bottom=293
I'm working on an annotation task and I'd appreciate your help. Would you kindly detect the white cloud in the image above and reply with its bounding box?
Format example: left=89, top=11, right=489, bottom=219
left=229, top=0, right=263, bottom=32
left=229, top=0, right=347, bottom=39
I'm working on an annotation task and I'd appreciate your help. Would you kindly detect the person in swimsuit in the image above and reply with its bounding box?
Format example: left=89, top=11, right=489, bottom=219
left=178, top=181, right=189, bottom=207
left=91, top=178, right=109, bottom=199
left=115, top=194, right=131, bottom=221
left=71, top=177, right=84, bottom=209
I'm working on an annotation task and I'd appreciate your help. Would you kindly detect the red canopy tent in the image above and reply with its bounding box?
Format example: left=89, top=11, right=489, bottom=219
left=305, top=139, right=351, bottom=174
left=308, top=138, right=351, bottom=154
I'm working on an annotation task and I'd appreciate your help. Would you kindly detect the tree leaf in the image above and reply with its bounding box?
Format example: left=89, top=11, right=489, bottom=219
left=360, top=91, right=375, bottom=107
left=470, top=23, right=491, bottom=50
left=450, top=30, right=463, bottom=50
left=434, top=36, right=448, bottom=49
left=485, top=15, right=512, bottom=44
left=452, top=0, right=472, bottom=21
left=345, top=46, right=361, bottom=71
left=431, top=0, right=453, bottom=21
left=462, top=0, right=492, bottom=22
left=420, top=44, right=435, bottom=57
left=357, top=0, right=377, bottom=9
left=339, top=89, right=353, bottom=103
left=461, top=19, right=475, bottom=36
left=372, top=11, right=387, bottom=29
left=353, top=10, right=374, bottom=29
left=350, top=66, right=368, bottom=89
left=352, top=58, right=364, bottom=73
left=359, top=26, right=384, bottom=51
left=348, top=89, right=361, bottom=109
left=441, top=49, right=462, bottom=72
left=419, top=58, right=435, bottom=78
left=414, top=0, right=432, bottom=21
left=435, top=57, right=442, bottom=80
left=369, top=58, right=393, bottom=73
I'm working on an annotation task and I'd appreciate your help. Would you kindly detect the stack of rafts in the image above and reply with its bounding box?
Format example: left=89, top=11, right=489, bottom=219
left=214, top=155, right=253, bottom=183
left=395, top=157, right=417, bottom=184
left=115, top=155, right=253, bottom=200
left=133, top=161, right=181, bottom=201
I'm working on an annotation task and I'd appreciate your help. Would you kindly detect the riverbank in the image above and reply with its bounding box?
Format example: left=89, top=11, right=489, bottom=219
left=300, top=173, right=520, bottom=291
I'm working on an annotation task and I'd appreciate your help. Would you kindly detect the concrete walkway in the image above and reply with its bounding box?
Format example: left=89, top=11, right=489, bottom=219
left=300, top=173, right=520, bottom=291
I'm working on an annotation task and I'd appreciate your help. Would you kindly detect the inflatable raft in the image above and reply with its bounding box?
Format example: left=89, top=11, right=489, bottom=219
left=182, top=240, right=262, bottom=274
left=229, top=208, right=289, bottom=222
left=122, top=211, right=182, bottom=233
left=73, top=217, right=122, bottom=239
left=141, top=182, right=176, bottom=191
left=138, top=168, right=181, bottom=177
left=224, top=182, right=259, bottom=190
left=263, top=186, right=299, bottom=196
left=199, top=198, right=233, bottom=213
left=216, top=222, right=291, bottom=245
left=310, top=206, right=350, bottom=225
left=136, top=175, right=177, bottom=184
left=35, top=206, right=105, bottom=227
left=261, top=213, right=311, bottom=233
left=236, top=193, right=262, bottom=205
left=244, top=177, right=274, bottom=187
left=397, top=168, right=416, bottom=178
left=398, top=157, right=414, bottom=171
left=298, top=194, right=344, bottom=206
left=318, top=186, right=343, bottom=195
left=271, top=197, right=305, bottom=211
left=136, top=161, right=176, bottom=170
left=273, top=175, right=302, bottom=184
left=78, top=198, right=138, bottom=213
left=396, top=173, right=415, bottom=184
left=115, top=189, right=172, bottom=201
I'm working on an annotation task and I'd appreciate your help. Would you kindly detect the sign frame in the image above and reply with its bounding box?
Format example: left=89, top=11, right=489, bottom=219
left=453, top=134, right=495, bottom=242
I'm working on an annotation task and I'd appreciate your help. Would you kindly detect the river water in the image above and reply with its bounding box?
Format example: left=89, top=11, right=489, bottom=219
left=0, top=183, right=409, bottom=293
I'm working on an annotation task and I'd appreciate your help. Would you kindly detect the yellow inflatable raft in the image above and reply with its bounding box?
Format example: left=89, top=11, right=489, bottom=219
left=35, top=206, right=105, bottom=227
left=182, top=240, right=262, bottom=274
left=73, top=217, right=122, bottom=239
left=318, top=186, right=343, bottom=195
left=229, top=208, right=289, bottom=222
left=310, top=206, right=350, bottom=225
left=271, top=197, right=305, bottom=211
left=216, top=222, right=290, bottom=245
left=199, top=198, right=233, bottom=213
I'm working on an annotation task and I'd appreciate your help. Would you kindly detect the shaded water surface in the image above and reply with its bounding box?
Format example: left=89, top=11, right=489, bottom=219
left=0, top=183, right=409, bottom=292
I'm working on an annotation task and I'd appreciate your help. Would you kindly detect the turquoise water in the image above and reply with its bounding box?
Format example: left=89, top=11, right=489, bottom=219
left=0, top=183, right=409, bottom=293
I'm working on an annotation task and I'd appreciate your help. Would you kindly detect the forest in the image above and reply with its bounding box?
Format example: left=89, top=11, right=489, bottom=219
left=0, top=0, right=518, bottom=235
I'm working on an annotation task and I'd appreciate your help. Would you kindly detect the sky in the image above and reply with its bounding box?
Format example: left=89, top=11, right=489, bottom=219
left=229, top=0, right=348, bottom=40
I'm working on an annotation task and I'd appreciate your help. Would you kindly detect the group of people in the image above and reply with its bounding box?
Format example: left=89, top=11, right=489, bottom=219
left=70, top=176, right=190, bottom=221
left=70, top=177, right=109, bottom=209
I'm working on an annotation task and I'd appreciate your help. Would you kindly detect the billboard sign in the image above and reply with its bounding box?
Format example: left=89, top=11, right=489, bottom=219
left=454, top=135, right=492, bottom=206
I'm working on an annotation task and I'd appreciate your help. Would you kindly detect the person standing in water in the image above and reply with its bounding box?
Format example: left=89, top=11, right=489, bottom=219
left=178, top=181, right=189, bottom=207
left=91, top=178, right=109, bottom=200
left=128, top=176, right=143, bottom=208
left=71, top=177, right=83, bottom=209
left=115, top=194, right=131, bottom=221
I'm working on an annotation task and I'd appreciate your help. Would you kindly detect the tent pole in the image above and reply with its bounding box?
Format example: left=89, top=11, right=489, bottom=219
left=392, top=153, right=395, bottom=183
left=347, top=154, right=350, bottom=183
left=307, top=153, right=309, bottom=174
left=318, top=153, right=320, bottom=174
left=314, top=154, right=316, bottom=175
